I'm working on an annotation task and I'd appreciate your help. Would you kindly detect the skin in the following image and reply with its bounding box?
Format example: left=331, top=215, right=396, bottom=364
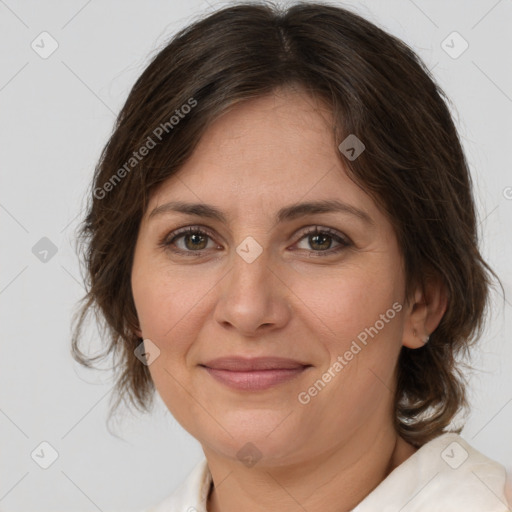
left=131, top=86, right=447, bottom=512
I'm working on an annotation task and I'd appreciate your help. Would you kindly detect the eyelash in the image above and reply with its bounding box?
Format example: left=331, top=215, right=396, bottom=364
left=159, top=225, right=352, bottom=258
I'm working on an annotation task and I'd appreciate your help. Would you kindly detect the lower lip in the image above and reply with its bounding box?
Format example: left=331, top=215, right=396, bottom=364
left=202, top=366, right=310, bottom=391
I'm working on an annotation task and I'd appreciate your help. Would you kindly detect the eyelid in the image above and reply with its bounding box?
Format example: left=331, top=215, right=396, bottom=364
left=159, top=224, right=352, bottom=255
left=296, top=225, right=351, bottom=245
left=159, top=225, right=221, bottom=249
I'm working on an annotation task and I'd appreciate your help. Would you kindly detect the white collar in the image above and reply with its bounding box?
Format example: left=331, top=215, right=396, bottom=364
left=147, top=433, right=511, bottom=512
left=351, top=432, right=510, bottom=511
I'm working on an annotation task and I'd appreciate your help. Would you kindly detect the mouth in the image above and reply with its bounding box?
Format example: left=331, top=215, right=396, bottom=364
left=199, top=357, right=312, bottom=391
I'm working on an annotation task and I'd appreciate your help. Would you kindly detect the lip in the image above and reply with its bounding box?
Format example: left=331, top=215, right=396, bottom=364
left=201, top=356, right=310, bottom=371
left=200, top=357, right=312, bottom=391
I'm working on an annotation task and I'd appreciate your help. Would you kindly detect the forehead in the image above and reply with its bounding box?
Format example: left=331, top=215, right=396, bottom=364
left=146, top=89, right=377, bottom=222
left=198, top=87, right=336, bottom=164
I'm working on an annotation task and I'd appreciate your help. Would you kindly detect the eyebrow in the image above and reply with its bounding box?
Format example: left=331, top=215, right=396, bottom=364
left=148, top=199, right=374, bottom=226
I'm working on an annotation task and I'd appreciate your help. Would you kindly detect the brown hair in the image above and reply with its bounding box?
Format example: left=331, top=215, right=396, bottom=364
left=72, top=1, right=502, bottom=446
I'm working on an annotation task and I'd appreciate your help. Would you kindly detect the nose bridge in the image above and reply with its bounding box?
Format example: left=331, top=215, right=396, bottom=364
left=213, top=233, right=290, bottom=334
left=229, top=234, right=272, bottom=295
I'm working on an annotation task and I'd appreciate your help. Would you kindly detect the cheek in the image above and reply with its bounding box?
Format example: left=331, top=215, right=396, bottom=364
left=290, top=262, right=404, bottom=403
left=131, top=258, right=219, bottom=353
left=290, top=260, right=402, bottom=347
left=131, top=260, right=216, bottom=425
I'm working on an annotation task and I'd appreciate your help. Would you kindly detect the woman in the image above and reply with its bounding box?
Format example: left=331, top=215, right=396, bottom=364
left=72, top=2, right=512, bottom=511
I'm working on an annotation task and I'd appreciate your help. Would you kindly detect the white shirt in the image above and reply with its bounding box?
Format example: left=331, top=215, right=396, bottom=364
left=145, top=433, right=512, bottom=512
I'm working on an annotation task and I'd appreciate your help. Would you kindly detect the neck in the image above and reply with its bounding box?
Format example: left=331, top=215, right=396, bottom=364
left=205, top=427, right=417, bottom=512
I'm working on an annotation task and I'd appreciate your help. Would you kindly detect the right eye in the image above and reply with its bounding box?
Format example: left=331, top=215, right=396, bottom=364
left=160, top=226, right=221, bottom=255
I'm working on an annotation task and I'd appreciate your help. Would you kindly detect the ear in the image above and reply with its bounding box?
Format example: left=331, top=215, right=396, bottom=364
left=128, top=315, right=143, bottom=339
left=127, top=304, right=143, bottom=339
left=402, top=274, right=448, bottom=349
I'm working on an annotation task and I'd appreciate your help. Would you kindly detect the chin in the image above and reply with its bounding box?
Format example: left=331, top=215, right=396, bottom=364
left=200, top=422, right=310, bottom=467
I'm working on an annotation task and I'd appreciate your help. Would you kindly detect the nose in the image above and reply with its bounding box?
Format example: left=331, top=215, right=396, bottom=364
left=213, top=246, right=293, bottom=337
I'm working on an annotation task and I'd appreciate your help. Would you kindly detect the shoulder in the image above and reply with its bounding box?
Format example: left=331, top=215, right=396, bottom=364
left=353, top=433, right=512, bottom=512
left=505, top=468, right=512, bottom=508
left=143, top=457, right=211, bottom=512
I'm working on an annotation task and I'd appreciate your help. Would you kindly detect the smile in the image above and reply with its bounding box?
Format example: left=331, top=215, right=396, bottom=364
left=200, top=366, right=311, bottom=391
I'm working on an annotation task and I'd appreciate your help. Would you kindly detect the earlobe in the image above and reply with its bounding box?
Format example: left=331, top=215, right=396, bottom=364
left=130, top=320, right=143, bottom=339
left=402, top=276, right=448, bottom=349
left=403, top=296, right=429, bottom=349
left=129, top=311, right=143, bottom=339
left=412, top=327, right=430, bottom=346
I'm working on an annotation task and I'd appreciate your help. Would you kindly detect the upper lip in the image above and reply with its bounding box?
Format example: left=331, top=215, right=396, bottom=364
left=201, top=357, right=311, bottom=371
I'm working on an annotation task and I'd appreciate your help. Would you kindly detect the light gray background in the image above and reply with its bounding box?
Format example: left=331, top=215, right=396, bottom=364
left=0, top=0, right=511, bottom=511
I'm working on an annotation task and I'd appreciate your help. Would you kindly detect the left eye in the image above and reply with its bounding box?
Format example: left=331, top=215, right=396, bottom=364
left=161, top=225, right=351, bottom=257
left=294, top=227, right=351, bottom=255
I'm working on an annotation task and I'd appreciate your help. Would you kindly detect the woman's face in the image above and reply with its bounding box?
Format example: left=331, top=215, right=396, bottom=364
left=131, top=88, right=417, bottom=466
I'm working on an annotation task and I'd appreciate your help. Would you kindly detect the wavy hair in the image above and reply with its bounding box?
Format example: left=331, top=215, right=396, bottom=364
left=71, top=1, right=502, bottom=446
